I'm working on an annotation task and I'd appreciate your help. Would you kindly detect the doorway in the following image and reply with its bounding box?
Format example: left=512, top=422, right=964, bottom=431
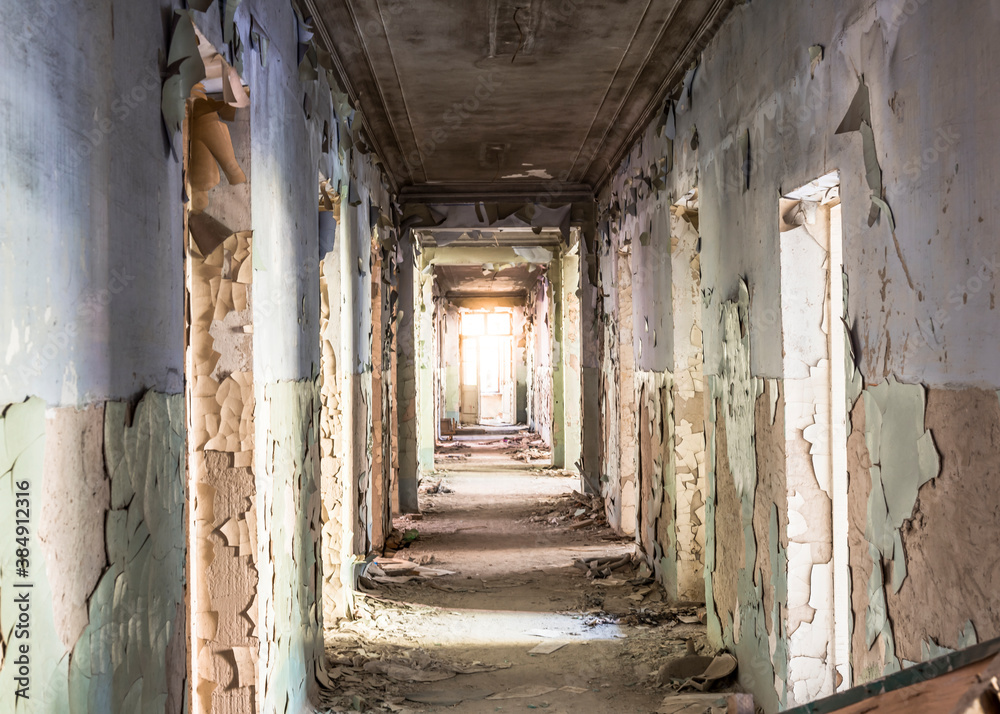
left=459, top=309, right=514, bottom=425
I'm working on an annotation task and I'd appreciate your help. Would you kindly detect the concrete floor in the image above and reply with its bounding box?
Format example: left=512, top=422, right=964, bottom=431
left=321, top=453, right=722, bottom=713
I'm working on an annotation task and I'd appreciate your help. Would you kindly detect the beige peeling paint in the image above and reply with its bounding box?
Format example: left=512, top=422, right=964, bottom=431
left=186, top=224, right=258, bottom=714
left=635, top=370, right=677, bottom=594
left=670, top=193, right=707, bottom=600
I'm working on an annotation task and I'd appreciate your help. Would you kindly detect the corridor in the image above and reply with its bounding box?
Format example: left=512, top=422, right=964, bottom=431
left=2, top=1, right=1000, bottom=713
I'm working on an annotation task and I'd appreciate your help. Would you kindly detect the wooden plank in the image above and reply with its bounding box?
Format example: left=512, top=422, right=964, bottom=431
left=950, top=653, right=1000, bottom=714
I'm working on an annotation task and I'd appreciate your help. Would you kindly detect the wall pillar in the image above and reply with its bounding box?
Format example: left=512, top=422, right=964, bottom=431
left=556, top=238, right=582, bottom=470
left=580, top=230, right=602, bottom=493
left=396, top=234, right=419, bottom=513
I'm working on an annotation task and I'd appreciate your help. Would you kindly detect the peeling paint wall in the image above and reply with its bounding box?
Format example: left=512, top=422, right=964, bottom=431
left=635, top=371, right=676, bottom=592
left=0, top=392, right=187, bottom=712
left=557, top=242, right=583, bottom=470
left=513, top=305, right=530, bottom=424
left=439, top=303, right=461, bottom=424
left=592, top=1, right=1000, bottom=711
left=526, top=275, right=554, bottom=445
left=1, top=0, right=402, bottom=712
left=319, top=197, right=351, bottom=621
left=185, top=89, right=258, bottom=713
left=670, top=198, right=708, bottom=602
left=579, top=232, right=603, bottom=494
left=256, top=380, right=322, bottom=714
left=396, top=234, right=420, bottom=514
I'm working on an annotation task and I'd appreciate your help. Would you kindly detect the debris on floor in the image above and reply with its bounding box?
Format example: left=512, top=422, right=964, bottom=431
left=360, top=558, right=456, bottom=588
left=318, top=636, right=511, bottom=712
left=485, top=683, right=557, bottom=699
left=501, top=433, right=552, bottom=462
left=655, top=692, right=731, bottom=714
left=655, top=651, right=738, bottom=691
left=574, top=553, right=633, bottom=577
left=383, top=527, right=420, bottom=555
left=529, top=490, right=608, bottom=531
left=418, top=478, right=453, bottom=494
left=323, top=468, right=734, bottom=713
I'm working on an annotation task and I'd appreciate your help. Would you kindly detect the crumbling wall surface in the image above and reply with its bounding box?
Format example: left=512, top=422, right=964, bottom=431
left=753, top=378, right=788, bottom=655
left=237, top=0, right=395, bottom=706
left=0, top=392, right=187, bottom=713
left=579, top=231, right=603, bottom=493
left=184, top=81, right=257, bottom=709
left=527, top=277, right=554, bottom=445
left=319, top=210, right=351, bottom=621
left=256, top=380, right=323, bottom=714
left=846, top=397, right=878, bottom=682
left=415, top=271, right=436, bottom=473
left=558, top=248, right=583, bottom=469
left=616, top=252, right=638, bottom=535
left=676, top=1, right=1000, bottom=387
left=635, top=371, right=676, bottom=594
left=396, top=235, right=419, bottom=514
left=441, top=303, right=461, bottom=423
left=887, top=388, right=1000, bottom=659
left=595, top=0, right=1000, bottom=709
left=670, top=202, right=707, bottom=602
left=704, top=282, right=786, bottom=713
left=513, top=306, right=529, bottom=424
left=778, top=206, right=838, bottom=705
left=848, top=381, right=997, bottom=682
left=0, top=0, right=184, bottom=408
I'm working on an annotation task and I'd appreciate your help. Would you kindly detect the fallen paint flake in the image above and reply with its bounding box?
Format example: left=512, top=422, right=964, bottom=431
left=809, top=44, right=824, bottom=77
left=403, top=688, right=494, bottom=705
left=486, top=684, right=557, bottom=700
left=363, top=661, right=455, bottom=682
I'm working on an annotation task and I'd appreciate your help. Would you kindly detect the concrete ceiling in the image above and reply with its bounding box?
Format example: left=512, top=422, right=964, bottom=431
left=309, top=0, right=735, bottom=198
left=435, top=263, right=542, bottom=297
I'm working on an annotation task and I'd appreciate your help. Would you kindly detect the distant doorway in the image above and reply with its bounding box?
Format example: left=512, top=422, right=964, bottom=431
left=460, top=309, right=514, bottom=424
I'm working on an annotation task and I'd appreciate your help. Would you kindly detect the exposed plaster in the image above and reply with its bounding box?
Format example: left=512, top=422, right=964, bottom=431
left=0, top=392, right=186, bottom=713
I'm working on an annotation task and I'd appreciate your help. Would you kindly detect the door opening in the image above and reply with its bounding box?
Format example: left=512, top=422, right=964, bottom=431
left=459, top=308, right=515, bottom=425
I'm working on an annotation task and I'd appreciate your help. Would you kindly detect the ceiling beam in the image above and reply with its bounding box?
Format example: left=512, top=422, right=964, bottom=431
left=399, top=181, right=594, bottom=205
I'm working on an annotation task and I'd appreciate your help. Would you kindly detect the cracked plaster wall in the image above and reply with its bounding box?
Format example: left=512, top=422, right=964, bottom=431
left=202, top=0, right=394, bottom=708
left=670, top=201, right=708, bottom=603
left=439, top=304, right=461, bottom=423
left=185, top=93, right=258, bottom=714
left=0, top=392, right=187, bottom=713
left=1, top=1, right=398, bottom=713
left=595, top=1, right=1000, bottom=711
left=526, top=275, right=554, bottom=445
left=555, top=247, right=582, bottom=469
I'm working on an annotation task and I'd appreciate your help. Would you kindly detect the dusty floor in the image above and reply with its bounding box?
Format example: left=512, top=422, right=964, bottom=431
left=319, top=437, right=734, bottom=713
left=435, top=425, right=554, bottom=470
